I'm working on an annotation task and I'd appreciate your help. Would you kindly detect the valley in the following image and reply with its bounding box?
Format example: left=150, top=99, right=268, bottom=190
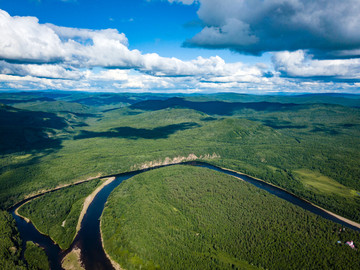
left=1, top=92, right=360, bottom=269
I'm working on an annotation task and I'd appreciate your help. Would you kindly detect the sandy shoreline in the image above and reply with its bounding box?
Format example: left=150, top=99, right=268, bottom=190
left=220, top=166, right=360, bottom=229
left=61, top=247, right=85, bottom=270
left=12, top=174, right=114, bottom=250
left=75, top=177, right=116, bottom=235
left=309, top=203, right=360, bottom=228
left=14, top=201, right=62, bottom=246
left=9, top=173, right=102, bottom=211
left=24, top=174, right=102, bottom=200
left=14, top=202, right=30, bottom=223
left=99, top=218, right=123, bottom=270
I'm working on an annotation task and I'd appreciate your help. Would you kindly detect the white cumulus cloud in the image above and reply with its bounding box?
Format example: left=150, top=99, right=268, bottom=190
left=0, top=9, right=265, bottom=78
left=0, top=8, right=359, bottom=93
left=273, top=50, right=360, bottom=79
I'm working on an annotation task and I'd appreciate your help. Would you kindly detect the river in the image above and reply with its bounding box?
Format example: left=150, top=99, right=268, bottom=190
left=9, top=162, right=360, bottom=269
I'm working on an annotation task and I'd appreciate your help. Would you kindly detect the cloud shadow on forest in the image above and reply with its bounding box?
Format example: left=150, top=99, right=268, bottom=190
left=0, top=104, right=67, bottom=154
left=74, top=122, right=200, bottom=140
left=261, top=119, right=307, bottom=130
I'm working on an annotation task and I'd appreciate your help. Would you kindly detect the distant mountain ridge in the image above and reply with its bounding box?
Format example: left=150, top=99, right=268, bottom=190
left=130, top=97, right=302, bottom=116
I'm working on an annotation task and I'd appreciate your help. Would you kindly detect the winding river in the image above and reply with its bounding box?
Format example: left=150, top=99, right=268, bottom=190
left=9, top=162, right=360, bottom=270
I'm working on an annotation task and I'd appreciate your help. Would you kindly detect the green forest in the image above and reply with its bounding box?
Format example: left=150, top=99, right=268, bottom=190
left=101, top=165, right=360, bottom=270
left=0, top=211, right=49, bottom=269
left=18, top=179, right=101, bottom=250
left=24, top=242, right=49, bottom=270
left=1, top=92, right=360, bottom=269
left=0, top=210, right=25, bottom=269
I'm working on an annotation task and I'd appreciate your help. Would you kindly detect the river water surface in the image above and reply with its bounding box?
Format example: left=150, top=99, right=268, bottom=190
left=9, top=162, right=360, bottom=269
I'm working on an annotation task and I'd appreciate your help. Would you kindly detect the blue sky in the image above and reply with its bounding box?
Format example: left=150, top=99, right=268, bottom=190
left=0, top=0, right=359, bottom=93
left=0, top=0, right=261, bottom=62
left=0, top=0, right=198, bottom=54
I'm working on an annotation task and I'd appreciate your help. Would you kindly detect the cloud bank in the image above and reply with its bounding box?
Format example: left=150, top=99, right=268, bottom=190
left=0, top=9, right=275, bottom=92
left=0, top=7, right=359, bottom=93
left=179, top=0, right=360, bottom=58
left=0, top=9, right=261, bottom=76
left=273, top=51, right=360, bottom=80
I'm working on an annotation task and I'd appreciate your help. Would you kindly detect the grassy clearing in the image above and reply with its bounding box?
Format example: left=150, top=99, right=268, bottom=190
left=294, top=169, right=358, bottom=197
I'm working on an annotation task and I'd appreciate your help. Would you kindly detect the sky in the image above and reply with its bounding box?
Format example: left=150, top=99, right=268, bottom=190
left=0, top=0, right=360, bottom=94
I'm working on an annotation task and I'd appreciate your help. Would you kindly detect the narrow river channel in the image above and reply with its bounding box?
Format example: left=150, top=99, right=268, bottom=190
left=9, top=162, right=360, bottom=269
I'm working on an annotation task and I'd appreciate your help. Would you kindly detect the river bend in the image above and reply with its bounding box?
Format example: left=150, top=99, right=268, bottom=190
left=10, top=162, right=360, bottom=269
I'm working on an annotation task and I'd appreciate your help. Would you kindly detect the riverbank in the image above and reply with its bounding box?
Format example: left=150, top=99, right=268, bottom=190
left=13, top=176, right=116, bottom=250
left=99, top=218, right=123, bottom=270
left=14, top=202, right=30, bottom=223
left=75, top=177, right=116, bottom=235
left=9, top=173, right=102, bottom=211
left=14, top=200, right=62, bottom=247
left=12, top=175, right=110, bottom=252
left=62, top=248, right=84, bottom=270
left=218, top=165, right=360, bottom=230
left=25, top=174, right=102, bottom=200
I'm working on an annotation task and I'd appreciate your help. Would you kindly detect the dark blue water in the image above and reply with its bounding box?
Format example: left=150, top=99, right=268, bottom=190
left=9, top=162, right=360, bottom=270
left=10, top=208, right=64, bottom=269
left=9, top=194, right=65, bottom=270
left=72, top=171, right=141, bottom=270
